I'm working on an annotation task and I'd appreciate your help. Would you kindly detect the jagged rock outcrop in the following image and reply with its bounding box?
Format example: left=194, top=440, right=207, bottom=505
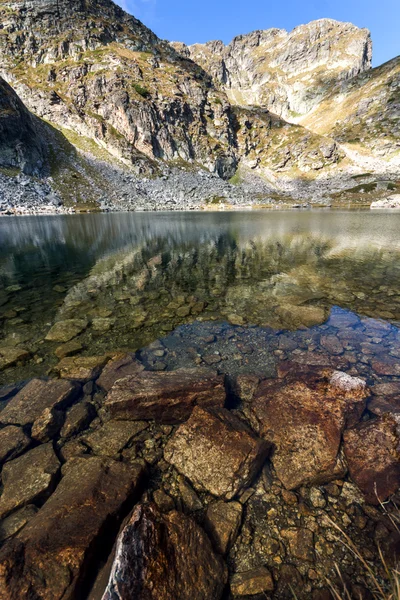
left=300, top=56, right=400, bottom=162
left=0, top=0, right=238, bottom=178
left=0, top=76, right=45, bottom=175
left=172, top=19, right=372, bottom=119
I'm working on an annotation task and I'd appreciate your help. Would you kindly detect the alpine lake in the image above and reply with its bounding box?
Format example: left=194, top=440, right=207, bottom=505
left=0, top=209, right=400, bottom=600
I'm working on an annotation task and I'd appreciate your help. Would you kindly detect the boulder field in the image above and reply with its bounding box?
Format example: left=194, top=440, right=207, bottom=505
left=0, top=355, right=398, bottom=599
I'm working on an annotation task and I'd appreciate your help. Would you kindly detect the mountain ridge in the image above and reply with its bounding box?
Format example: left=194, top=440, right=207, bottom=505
left=0, top=0, right=398, bottom=213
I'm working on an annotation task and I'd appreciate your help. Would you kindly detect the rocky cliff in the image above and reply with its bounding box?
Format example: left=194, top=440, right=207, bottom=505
left=172, top=20, right=372, bottom=120
left=0, top=0, right=397, bottom=212
left=0, top=0, right=238, bottom=178
left=0, top=77, right=45, bottom=175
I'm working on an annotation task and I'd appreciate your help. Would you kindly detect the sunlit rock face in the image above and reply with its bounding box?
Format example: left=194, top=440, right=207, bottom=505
left=172, top=19, right=372, bottom=120
left=0, top=0, right=238, bottom=177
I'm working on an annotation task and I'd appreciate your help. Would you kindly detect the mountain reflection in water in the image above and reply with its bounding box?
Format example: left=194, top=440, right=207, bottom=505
left=1, top=210, right=400, bottom=386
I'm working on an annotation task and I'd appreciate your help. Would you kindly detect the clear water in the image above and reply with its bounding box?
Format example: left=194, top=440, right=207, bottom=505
left=1, top=210, right=400, bottom=393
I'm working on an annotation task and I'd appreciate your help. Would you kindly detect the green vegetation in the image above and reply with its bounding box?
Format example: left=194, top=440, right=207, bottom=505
left=132, top=83, right=150, bottom=98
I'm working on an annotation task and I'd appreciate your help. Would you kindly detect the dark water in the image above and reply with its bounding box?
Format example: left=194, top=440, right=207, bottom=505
left=1, top=210, right=400, bottom=393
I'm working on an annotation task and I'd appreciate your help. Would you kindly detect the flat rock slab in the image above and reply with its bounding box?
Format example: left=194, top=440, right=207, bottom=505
left=105, top=368, right=226, bottom=423
left=0, top=425, right=30, bottom=464
left=54, top=355, right=111, bottom=382
left=0, top=347, right=30, bottom=371
left=83, top=420, right=148, bottom=458
left=248, top=368, right=369, bottom=489
left=102, top=503, right=227, bottom=600
left=0, top=443, right=60, bottom=519
left=344, top=413, right=400, bottom=504
left=45, top=319, right=88, bottom=343
left=164, top=406, right=270, bottom=499
left=230, top=567, right=274, bottom=596
left=0, top=378, right=78, bottom=427
left=0, top=457, right=143, bottom=600
left=97, top=353, right=145, bottom=392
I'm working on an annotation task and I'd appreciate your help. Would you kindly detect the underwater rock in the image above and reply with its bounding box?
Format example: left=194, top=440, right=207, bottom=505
left=0, top=346, right=30, bottom=371
left=105, top=368, right=226, bottom=423
left=344, top=413, right=400, bottom=504
left=0, top=443, right=60, bottom=519
left=0, top=378, right=78, bottom=427
left=0, top=457, right=144, bottom=600
left=45, top=319, right=88, bottom=343
left=102, top=503, right=227, bottom=600
left=164, top=406, right=270, bottom=499
left=248, top=368, right=368, bottom=489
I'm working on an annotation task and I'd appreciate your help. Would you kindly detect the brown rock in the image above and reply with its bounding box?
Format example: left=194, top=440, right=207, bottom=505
left=230, top=567, right=274, bottom=596
left=105, top=368, right=226, bottom=424
left=164, top=407, right=270, bottom=500
left=54, top=355, right=111, bottom=382
left=0, top=457, right=143, bottom=600
left=0, top=347, right=30, bottom=371
left=368, top=395, right=400, bottom=416
left=248, top=368, right=368, bottom=489
left=97, top=353, right=145, bottom=392
left=320, top=335, right=343, bottom=355
left=83, top=420, right=148, bottom=458
left=232, top=375, right=260, bottom=403
left=178, top=478, right=203, bottom=512
left=204, top=500, right=243, bottom=554
left=343, top=414, right=400, bottom=504
left=31, top=407, right=64, bottom=442
left=60, top=400, right=96, bottom=439
left=102, top=503, right=227, bottom=600
left=0, top=505, right=38, bottom=542
left=0, top=425, right=30, bottom=463
left=54, top=340, right=83, bottom=359
left=152, top=488, right=175, bottom=512
left=0, top=378, right=78, bottom=426
left=281, top=527, right=315, bottom=561
left=371, top=359, right=400, bottom=376
left=45, top=319, right=88, bottom=343
left=0, top=443, right=60, bottom=519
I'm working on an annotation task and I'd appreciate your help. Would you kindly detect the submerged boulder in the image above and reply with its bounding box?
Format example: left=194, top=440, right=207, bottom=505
left=45, top=319, right=88, bottom=343
left=0, top=457, right=143, bottom=600
left=248, top=368, right=369, bottom=489
left=105, top=368, right=226, bottom=423
left=344, top=413, right=400, bottom=504
left=164, top=406, right=270, bottom=499
left=102, top=503, right=227, bottom=600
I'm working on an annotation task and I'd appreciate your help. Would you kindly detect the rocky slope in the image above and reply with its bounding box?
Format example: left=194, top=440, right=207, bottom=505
left=0, top=1, right=397, bottom=212
left=171, top=19, right=372, bottom=120
left=0, top=77, right=45, bottom=176
left=300, top=56, right=400, bottom=163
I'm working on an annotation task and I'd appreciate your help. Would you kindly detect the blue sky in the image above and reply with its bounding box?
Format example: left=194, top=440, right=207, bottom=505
left=121, top=0, right=399, bottom=67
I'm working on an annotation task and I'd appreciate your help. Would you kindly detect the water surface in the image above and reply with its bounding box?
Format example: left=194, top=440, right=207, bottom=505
left=1, top=210, right=400, bottom=389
